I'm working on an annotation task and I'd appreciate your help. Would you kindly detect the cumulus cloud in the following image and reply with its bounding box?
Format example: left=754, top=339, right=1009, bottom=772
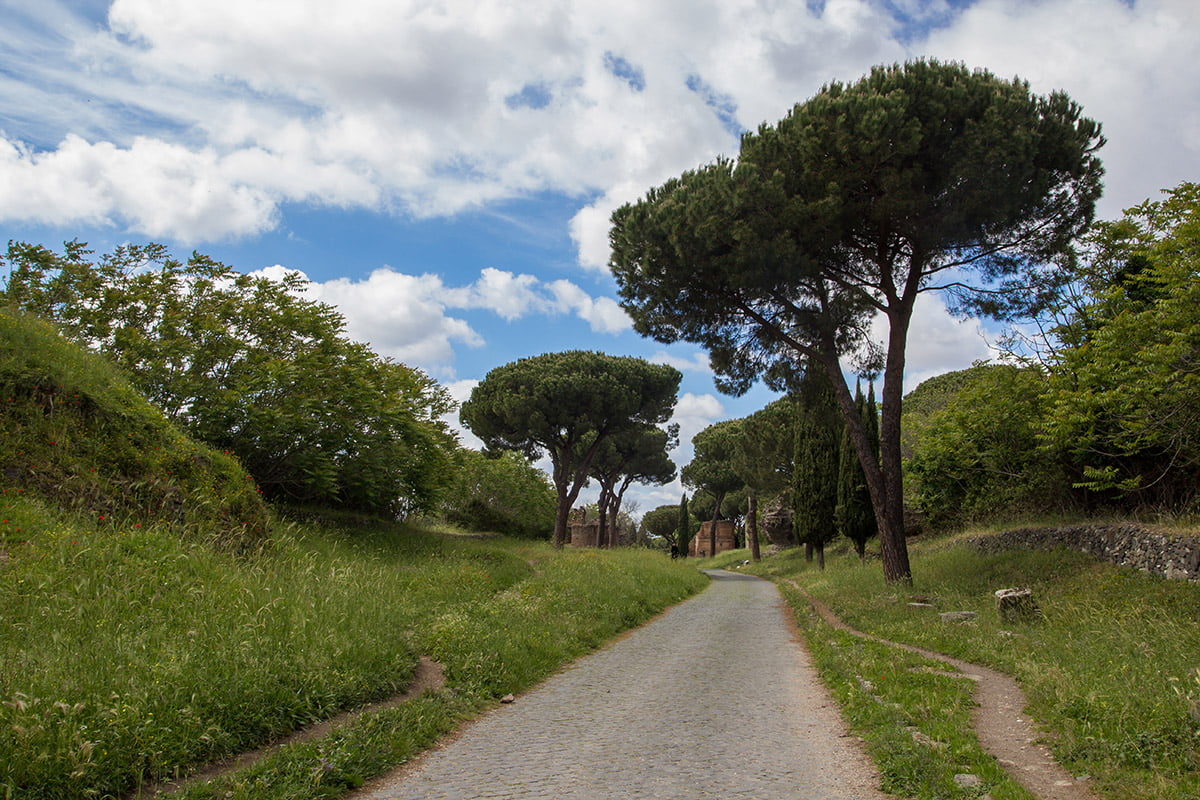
left=251, top=264, right=631, bottom=373
left=546, top=280, right=632, bottom=334
left=1, top=0, right=1195, bottom=261
left=920, top=0, right=1200, bottom=220
left=650, top=349, right=713, bottom=375
left=0, top=0, right=902, bottom=245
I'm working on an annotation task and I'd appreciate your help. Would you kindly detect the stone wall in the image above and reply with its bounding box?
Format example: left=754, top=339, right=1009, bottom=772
left=966, top=523, right=1200, bottom=582
left=569, top=521, right=629, bottom=548
left=569, top=522, right=600, bottom=548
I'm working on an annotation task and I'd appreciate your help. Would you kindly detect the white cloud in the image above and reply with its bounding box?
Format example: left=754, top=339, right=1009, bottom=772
left=0, top=134, right=279, bottom=241
left=250, top=264, right=631, bottom=373
left=867, top=292, right=996, bottom=390
left=671, top=392, right=726, bottom=449
left=1, top=0, right=1195, bottom=263
left=919, top=0, right=1200, bottom=221
left=260, top=266, right=484, bottom=369
left=445, top=267, right=546, bottom=321
left=546, top=280, right=632, bottom=334
left=650, top=349, right=713, bottom=374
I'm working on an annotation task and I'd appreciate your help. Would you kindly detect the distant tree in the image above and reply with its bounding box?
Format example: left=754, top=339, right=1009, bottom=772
left=792, top=370, right=842, bottom=569
left=459, top=351, right=680, bottom=547
left=610, top=59, right=1104, bottom=583
left=836, top=381, right=878, bottom=560
left=441, top=449, right=556, bottom=537
left=677, top=494, right=694, bottom=558
left=0, top=241, right=457, bottom=516
left=642, top=504, right=683, bottom=550
left=681, top=419, right=744, bottom=557
left=730, top=398, right=794, bottom=561
left=589, top=423, right=677, bottom=547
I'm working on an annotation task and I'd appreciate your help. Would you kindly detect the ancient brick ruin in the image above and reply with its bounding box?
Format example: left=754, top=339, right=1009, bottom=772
left=689, top=520, right=737, bottom=557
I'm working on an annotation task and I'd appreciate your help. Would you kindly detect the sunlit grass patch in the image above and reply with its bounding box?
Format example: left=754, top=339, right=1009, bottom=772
left=0, top=511, right=707, bottom=799
left=751, top=536, right=1200, bottom=800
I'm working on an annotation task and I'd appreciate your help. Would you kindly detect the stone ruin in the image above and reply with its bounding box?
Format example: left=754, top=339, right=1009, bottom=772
left=689, top=520, right=737, bottom=557
left=759, top=498, right=794, bottom=548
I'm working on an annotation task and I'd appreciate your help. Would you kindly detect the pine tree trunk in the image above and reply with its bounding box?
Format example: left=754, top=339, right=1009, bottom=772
left=820, top=352, right=911, bottom=583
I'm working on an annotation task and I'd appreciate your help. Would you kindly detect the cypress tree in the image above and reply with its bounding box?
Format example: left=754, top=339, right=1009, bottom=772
left=677, top=493, right=691, bottom=558
left=837, top=380, right=878, bottom=560
left=792, top=370, right=841, bottom=569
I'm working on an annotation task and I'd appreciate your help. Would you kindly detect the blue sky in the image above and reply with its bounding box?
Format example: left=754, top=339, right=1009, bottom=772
left=2, top=0, right=1197, bottom=515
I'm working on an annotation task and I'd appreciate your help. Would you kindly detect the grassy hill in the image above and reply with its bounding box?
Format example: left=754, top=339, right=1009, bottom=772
left=1, top=307, right=269, bottom=549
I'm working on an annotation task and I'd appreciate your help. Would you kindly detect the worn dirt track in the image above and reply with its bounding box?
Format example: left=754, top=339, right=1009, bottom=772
left=793, top=584, right=1097, bottom=800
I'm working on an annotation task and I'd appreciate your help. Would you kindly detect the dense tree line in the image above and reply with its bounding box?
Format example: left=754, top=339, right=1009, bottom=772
left=906, top=182, right=1200, bottom=524
left=680, top=372, right=880, bottom=565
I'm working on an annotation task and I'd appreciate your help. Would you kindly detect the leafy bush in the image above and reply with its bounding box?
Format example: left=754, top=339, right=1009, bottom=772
left=440, top=449, right=555, bottom=537
left=0, top=242, right=458, bottom=516
left=904, top=364, right=1069, bottom=525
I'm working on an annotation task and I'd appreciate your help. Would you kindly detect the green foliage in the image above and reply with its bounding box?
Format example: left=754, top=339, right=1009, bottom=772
left=0, top=307, right=268, bottom=548
left=677, top=494, right=693, bottom=556
left=0, top=241, right=457, bottom=517
left=905, top=364, right=1067, bottom=525
left=1036, top=182, right=1200, bottom=508
left=682, top=419, right=743, bottom=556
left=681, top=419, right=743, bottom=519
left=460, top=351, right=680, bottom=546
left=640, top=504, right=681, bottom=546
left=612, top=60, right=1101, bottom=582
left=729, top=397, right=794, bottom=498
left=0, top=510, right=707, bottom=799
left=440, top=449, right=556, bottom=538
left=791, top=371, right=841, bottom=563
left=836, top=381, right=877, bottom=558
left=588, top=423, right=676, bottom=546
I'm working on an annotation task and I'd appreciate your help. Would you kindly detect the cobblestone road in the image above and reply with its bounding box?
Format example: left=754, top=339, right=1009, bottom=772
left=353, top=570, right=888, bottom=800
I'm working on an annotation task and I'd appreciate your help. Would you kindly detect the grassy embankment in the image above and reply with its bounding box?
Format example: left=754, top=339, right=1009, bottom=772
left=701, top=535, right=1200, bottom=800
left=2, top=505, right=706, bottom=800
left=0, top=308, right=710, bottom=799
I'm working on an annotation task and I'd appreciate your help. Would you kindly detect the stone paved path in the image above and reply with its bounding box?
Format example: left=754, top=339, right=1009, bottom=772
left=352, top=570, right=889, bottom=800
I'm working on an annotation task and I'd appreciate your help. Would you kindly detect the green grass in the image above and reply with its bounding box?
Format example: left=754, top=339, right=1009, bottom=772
left=713, top=538, right=1200, bottom=800
left=0, top=307, right=269, bottom=549
left=0, top=503, right=708, bottom=799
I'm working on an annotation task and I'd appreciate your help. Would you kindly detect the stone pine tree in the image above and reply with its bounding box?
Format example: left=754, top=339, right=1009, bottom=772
left=792, top=370, right=842, bottom=569
left=682, top=419, right=744, bottom=557
left=610, top=59, right=1104, bottom=583
left=460, top=351, right=680, bottom=547
left=837, top=380, right=878, bottom=560
left=730, top=399, right=795, bottom=562
left=588, top=424, right=677, bottom=547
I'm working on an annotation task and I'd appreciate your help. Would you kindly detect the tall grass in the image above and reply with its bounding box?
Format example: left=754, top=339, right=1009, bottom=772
left=0, top=501, right=707, bottom=799
left=739, top=539, right=1200, bottom=800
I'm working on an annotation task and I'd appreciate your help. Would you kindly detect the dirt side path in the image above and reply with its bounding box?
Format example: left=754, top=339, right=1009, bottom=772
left=351, top=570, right=891, bottom=800
left=791, top=583, right=1096, bottom=800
